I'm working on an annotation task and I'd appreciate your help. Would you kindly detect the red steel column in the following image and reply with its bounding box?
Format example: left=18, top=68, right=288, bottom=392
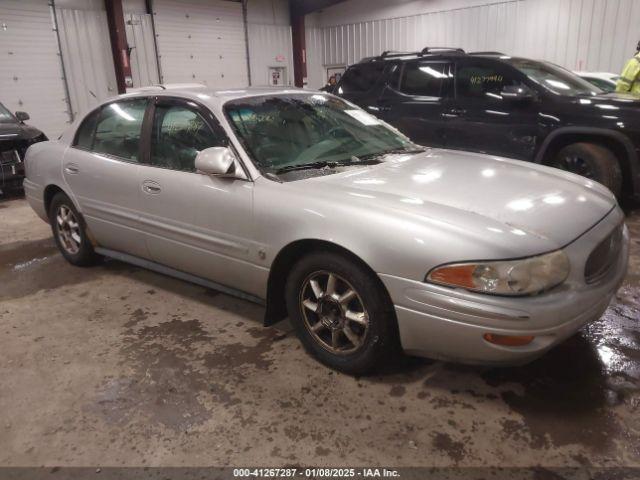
left=105, top=0, right=132, bottom=94
left=290, top=8, right=307, bottom=88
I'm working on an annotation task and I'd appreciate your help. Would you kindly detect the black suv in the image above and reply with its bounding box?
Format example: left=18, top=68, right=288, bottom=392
left=0, top=102, right=47, bottom=193
left=334, top=48, right=640, bottom=200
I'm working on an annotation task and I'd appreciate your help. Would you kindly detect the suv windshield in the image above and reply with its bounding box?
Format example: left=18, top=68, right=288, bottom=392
left=506, top=58, right=601, bottom=96
left=0, top=103, right=16, bottom=124
left=224, top=94, right=419, bottom=174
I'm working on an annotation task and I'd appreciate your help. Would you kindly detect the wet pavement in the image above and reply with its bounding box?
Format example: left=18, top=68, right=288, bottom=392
left=0, top=196, right=639, bottom=468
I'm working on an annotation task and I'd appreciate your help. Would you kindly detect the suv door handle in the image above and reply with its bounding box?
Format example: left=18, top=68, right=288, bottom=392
left=64, top=163, right=79, bottom=174
left=443, top=108, right=466, bottom=118
left=372, top=104, right=391, bottom=112
left=142, top=180, right=161, bottom=194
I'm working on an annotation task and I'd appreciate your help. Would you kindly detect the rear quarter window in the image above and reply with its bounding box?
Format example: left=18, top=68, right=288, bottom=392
left=73, top=109, right=100, bottom=150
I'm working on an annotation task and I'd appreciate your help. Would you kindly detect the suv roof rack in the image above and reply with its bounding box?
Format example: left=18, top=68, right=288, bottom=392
left=359, top=47, right=467, bottom=63
left=419, top=47, right=465, bottom=56
left=380, top=50, right=413, bottom=58
left=468, top=51, right=506, bottom=56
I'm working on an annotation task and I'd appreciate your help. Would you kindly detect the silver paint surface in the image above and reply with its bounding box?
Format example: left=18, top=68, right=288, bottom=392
left=22, top=86, right=629, bottom=364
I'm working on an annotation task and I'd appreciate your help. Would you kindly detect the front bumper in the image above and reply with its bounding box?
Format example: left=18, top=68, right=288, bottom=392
left=0, top=161, right=25, bottom=189
left=380, top=207, right=629, bottom=365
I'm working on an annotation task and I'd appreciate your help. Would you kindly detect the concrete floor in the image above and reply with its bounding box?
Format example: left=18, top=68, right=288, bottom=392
left=1, top=196, right=639, bottom=468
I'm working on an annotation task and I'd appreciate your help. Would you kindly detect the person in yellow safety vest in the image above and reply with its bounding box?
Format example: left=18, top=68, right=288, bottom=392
left=616, top=40, right=640, bottom=95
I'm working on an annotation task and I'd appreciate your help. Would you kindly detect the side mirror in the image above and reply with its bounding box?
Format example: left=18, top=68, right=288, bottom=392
left=195, top=147, right=239, bottom=177
left=501, top=85, right=533, bottom=102
left=15, top=111, right=30, bottom=122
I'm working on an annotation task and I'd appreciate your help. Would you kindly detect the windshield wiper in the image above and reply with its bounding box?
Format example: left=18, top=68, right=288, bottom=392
left=274, top=160, right=341, bottom=174
left=355, top=146, right=427, bottom=161
left=274, top=157, right=382, bottom=174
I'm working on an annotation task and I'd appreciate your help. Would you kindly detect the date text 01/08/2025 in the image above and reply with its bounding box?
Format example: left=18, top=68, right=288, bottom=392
left=232, top=468, right=401, bottom=478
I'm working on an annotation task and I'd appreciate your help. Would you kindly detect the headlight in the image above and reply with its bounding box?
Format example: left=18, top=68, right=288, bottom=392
left=426, top=250, right=570, bottom=296
left=28, top=133, right=47, bottom=144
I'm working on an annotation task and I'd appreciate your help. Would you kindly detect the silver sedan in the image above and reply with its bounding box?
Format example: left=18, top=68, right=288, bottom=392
left=23, top=86, right=629, bottom=374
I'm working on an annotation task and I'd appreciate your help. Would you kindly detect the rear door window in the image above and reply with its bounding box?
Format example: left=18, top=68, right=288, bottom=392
left=92, top=98, right=148, bottom=161
left=398, top=62, right=451, bottom=97
left=338, top=63, right=386, bottom=94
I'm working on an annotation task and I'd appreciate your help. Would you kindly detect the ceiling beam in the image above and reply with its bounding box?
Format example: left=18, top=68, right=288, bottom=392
left=290, top=0, right=348, bottom=17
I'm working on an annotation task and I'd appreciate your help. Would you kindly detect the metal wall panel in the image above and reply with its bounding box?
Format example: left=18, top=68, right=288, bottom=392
left=125, top=13, right=160, bottom=88
left=0, top=0, right=70, bottom=138
left=56, top=7, right=118, bottom=120
left=247, top=23, right=293, bottom=86
left=152, top=0, right=248, bottom=87
left=305, top=26, right=324, bottom=89
left=309, top=0, right=640, bottom=87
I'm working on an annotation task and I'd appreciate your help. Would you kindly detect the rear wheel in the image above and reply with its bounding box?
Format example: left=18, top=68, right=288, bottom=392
left=550, top=142, right=622, bottom=197
left=49, top=192, right=101, bottom=266
left=285, top=251, right=398, bottom=375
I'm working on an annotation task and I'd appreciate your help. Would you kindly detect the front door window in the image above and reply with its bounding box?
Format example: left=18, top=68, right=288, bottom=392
left=150, top=104, right=226, bottom=172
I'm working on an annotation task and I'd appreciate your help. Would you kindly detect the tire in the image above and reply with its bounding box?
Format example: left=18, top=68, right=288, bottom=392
left=551, top=142, right=622, bottom=197
left=48, top=192, right=101, bottom=266
left=285, top=251, right=399, bottom=375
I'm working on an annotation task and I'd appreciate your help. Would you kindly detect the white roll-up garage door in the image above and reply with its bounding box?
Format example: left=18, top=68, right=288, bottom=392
left=55, top=7, right=118, bottom=120
left=152, top=0, right=248, bottom=88
left=0, top=0, right=71, bottom=138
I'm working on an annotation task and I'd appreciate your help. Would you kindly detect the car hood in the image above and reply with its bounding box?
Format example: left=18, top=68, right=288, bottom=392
left=294, top=149, right=616, bottom=252
left=580, top=92, right=640, bottom=102
left=0, top=121, right=41, bottom=140
left=571, top=92, right=640, bottom=111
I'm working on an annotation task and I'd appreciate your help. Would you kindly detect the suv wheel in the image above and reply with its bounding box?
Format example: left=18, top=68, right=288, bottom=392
left=285, top=251, right=398, bottom=375
left=551, top=143, right=622, bottom=197
left=49, top=192, right=101, bottom=266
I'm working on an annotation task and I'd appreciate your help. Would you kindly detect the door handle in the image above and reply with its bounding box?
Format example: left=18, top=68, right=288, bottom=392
left=443, top=108, right=466, bottom=118
left=142, top=180, right=161, bottom=194
left=64, top=163, right=79, bottom=174
left=369, top=104, right=390, bottom=113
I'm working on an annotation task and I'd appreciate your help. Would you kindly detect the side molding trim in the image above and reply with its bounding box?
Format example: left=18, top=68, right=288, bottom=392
left=94, top=247, right=266, bottom=306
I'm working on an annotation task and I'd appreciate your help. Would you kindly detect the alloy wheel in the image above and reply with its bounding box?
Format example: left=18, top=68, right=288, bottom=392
left=299, top=271, right=369, bottom=355
left=55, top=205, right=81, bottom=255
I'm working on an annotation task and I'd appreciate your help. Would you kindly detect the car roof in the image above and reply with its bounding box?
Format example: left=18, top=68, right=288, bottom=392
left=124, top=84, right=311, bottom=100
left=108, top=84, right=319, bottom=111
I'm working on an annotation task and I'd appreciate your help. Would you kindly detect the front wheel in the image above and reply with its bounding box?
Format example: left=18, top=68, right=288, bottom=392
left=285, top=251, right=398, bottom=375
left=49, top=192, right=101, bottom=266
left=551, top=142, right=622, bottom=197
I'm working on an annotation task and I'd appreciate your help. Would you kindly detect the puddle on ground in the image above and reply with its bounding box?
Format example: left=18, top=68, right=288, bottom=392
left=89, top=311, right=216, bottom=431
left=0, top=238, right=57, bottom=271
left=88, top=303, right=284, bottom=432
left=0, top=238, right=136, bottom=301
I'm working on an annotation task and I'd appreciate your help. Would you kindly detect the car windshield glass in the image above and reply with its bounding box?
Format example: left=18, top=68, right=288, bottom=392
left=224, top=94, right=419, bottom=173
left=0, top=104, right=16, bottom=124
left=507, top=59, right=601, bottom=96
